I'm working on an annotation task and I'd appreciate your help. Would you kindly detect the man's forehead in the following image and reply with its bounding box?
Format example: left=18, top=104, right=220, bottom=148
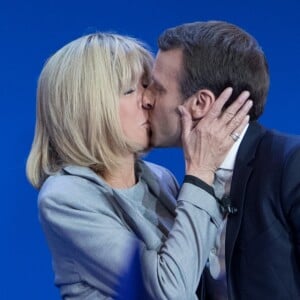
left=153, top=49, right=182, bottom=82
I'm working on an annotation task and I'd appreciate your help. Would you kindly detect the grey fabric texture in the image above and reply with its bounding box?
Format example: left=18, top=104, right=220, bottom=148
left=38, top=160, right=222, bottom=300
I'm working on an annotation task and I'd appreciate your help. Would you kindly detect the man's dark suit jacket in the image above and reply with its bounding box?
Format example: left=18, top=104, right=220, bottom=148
left=197, top=121, right=300, bottom=300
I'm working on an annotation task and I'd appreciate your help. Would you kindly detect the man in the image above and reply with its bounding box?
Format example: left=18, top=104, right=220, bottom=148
left=143, top=21, right=300, bottom=299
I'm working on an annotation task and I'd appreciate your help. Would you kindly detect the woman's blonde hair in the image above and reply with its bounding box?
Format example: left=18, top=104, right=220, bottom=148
left=26, top=33, right=153, bottom=188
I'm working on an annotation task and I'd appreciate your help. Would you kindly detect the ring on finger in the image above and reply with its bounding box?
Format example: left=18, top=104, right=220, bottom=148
left=230, top=132, right=240, bottom=142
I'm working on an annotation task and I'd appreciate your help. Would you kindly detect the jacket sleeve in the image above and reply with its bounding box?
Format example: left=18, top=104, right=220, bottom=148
left=39, top=172, right=222, bottom=300
left=140, top=181, right=222, bottom=300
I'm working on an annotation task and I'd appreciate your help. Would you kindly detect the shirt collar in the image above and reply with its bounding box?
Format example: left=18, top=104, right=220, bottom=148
left=219, top=124, right=249, bottom=171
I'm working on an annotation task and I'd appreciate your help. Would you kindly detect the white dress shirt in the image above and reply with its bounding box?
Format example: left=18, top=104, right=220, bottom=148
left=206, top=125, right=249, bottom=300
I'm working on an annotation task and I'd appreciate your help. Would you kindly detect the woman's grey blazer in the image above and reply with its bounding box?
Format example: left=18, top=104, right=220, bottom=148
left=38, top=160, right=222, bottom=299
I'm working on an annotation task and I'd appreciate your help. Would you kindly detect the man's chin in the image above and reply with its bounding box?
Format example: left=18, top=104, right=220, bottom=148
left=149, top=131, right=181, bottom=148
left=149, top=139, right=180, bottom=148
left=149, top=136, right=161, bottom=148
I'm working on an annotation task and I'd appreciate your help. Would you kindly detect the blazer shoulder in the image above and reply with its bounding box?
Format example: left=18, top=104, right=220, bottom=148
left=39, top=171, right=99, bottom=200
left=265, top=129, right=300, bottom=157
left=38, top=171, right=114, bottom=219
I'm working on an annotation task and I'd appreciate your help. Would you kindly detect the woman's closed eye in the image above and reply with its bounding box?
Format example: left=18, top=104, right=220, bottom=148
left=124, top=89, right=135, bottom=95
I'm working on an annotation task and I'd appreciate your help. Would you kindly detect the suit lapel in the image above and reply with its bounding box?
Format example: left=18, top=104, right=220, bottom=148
left=225, top=122, right=266, bottom=272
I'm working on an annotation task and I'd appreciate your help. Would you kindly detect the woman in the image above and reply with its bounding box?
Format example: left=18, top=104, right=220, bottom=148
left=26, top=33, right=250, bottom=299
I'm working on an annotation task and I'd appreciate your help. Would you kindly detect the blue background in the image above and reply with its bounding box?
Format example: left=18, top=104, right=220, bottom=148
left=1, top=0, right=299, bottom=298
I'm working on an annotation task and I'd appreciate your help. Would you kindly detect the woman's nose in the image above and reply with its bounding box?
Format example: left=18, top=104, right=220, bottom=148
left=142, top=89, right=154, bottom=110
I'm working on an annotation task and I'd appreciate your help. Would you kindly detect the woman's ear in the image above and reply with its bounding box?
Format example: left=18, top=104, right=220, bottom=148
left=183, top=89, right=216, bottom=120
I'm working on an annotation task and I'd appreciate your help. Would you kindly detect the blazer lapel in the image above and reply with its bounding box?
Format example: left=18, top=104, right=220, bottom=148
left=226, top=122, right=266, bottom=272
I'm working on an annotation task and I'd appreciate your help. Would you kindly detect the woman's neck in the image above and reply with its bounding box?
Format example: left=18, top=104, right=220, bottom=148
left=102, top=155, right=137, bottom=189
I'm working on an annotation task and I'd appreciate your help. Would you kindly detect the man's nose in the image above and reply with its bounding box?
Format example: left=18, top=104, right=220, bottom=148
left=142, top=89, right=154, bottom=110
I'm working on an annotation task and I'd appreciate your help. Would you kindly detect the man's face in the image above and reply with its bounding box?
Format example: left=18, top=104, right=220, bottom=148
left=143, top=48, right=185, bottom=147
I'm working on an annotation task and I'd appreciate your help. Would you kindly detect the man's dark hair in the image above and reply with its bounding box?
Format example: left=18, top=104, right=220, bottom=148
left=158, top=21, right=270, bottom=120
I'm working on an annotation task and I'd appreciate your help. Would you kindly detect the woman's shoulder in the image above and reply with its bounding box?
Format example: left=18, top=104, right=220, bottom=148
left=39, top=166, right=100, bottom=195
left=38, top=166, right=113, bottom=214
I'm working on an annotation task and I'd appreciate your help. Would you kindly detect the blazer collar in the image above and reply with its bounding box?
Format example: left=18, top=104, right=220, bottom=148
left=62, top=161, right=168, bottom=249
left=225, top=121, right=267, bottom=282
left=235, top=121, right=267, bottom=166
left=62, top=160, right=158, bottom=192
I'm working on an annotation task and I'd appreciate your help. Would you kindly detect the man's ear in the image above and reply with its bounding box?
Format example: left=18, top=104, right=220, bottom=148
left=184, top=89, right=216, bottom=120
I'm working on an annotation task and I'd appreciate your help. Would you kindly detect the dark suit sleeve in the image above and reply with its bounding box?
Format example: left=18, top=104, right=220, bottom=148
left=281, top=146, right=300, bottom=263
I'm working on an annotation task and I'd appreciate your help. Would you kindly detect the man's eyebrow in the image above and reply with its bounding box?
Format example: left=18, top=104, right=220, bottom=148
left=151, top=76, right=166, bottom=91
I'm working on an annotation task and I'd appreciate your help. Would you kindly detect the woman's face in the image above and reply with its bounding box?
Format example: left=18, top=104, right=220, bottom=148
left=119, top=77, right=150, bottom=151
